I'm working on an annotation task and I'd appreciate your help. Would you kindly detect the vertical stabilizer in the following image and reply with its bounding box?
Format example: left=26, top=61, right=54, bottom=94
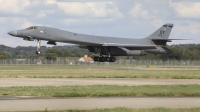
left=146, top=23, right=173, bottom=40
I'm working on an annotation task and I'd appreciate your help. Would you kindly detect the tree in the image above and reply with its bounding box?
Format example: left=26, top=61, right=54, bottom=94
left=46, top=49, right=63, bottom=57
left=63, top=49, right=72, bottom=57
left=45, top=53, right=57, bottom=60
left=0, top=52, right=9, bottom=59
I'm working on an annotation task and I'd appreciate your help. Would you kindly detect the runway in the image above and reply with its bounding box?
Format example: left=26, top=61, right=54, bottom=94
left=1, top=78, right=200, bottom=111
left=0, top=78, right=200, bottom=87
left=0, top=96, right=200, bottom=111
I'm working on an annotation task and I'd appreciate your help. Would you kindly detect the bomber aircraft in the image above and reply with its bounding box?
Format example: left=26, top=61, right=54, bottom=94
left=8, top=23, right=175, bottom=62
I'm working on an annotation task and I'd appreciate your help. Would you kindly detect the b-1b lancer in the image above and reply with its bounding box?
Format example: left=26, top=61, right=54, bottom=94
left=8, top=23, right=176, bottom=62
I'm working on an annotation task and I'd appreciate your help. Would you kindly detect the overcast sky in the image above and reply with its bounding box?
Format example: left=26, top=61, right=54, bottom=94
left=0, top=0, right=199, bottom=47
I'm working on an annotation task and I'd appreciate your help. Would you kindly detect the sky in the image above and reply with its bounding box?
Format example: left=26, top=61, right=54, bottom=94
left=0, top=0, right=200, bottom=47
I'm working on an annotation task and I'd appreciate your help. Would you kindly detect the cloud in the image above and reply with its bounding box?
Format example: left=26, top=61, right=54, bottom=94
left=56, top=1, right=123, bottom=18
left=0, top=0, right=30, bottom=15
left=64, top=19, right=81, bottom=25
left=169, top=1, right=200, bottom=18
left=0, top=0, right=199, bottom=47
left=175, top=21, right=200, bottom=35
left=128, top=3, right=155, bottom=19
left=85, top=2, right=123, bottom=18
left=0, top=27, right=17, bottom=46
left=36, top=12, right=46, bottom=18
left=44, top=0, right=56, bottom=5
left=0, top=17, right=7, bottom=24
left=151, top=19, right=164, bottom=28
left=1, top=17, right=37, bottom=29
left=36, top=10, right=55, bottom=18
left=20, top=19, right=36, bottom=29
left=57, top=2, right=92, bottom=16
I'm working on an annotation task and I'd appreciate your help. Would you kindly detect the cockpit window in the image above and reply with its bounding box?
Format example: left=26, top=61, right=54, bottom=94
left=26, top=27, right=33, bottom=30
left=33, top=26, right=38, bottom=29
left=26, top=26, right=38, bottom=30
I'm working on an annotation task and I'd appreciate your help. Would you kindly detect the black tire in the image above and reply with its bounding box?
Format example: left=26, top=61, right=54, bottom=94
left=96, top=57, right=100, bottom=61
left=100, top=57, right=104, bottom=62
left=110, top=57, right=116, bottom=62
left=105, top=57, right=110, bottom=62
left=93, top=57, right=97, bottom=61
left=35, top=51, right=41, bottom=55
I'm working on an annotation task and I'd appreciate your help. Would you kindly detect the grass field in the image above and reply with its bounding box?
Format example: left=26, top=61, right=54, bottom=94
left=16, top=107, right=200, bottom=112
left=1, top=85, right=200, bottom=97
left=0, top=65, right=200, bottom=79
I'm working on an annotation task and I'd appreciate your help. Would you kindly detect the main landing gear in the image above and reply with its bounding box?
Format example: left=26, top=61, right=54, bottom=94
left=35, top=39, right=41, bottom=54
left=93, top=56, right=116, bottom=62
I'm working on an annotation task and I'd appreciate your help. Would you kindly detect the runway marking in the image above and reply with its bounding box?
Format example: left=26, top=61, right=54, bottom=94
left=0, top=78, right=199, bottom=87
left=0, top=97, right=200, bottom=111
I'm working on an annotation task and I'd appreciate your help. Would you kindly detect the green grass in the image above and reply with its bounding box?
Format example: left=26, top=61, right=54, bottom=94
left=13, top=107, right=200, bottom=112
left=1, top=85, right=200, bottom=97
left=0, top=65, right=200, bottom=79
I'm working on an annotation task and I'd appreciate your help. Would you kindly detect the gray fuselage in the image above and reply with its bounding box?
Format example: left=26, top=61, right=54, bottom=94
left=8, top=24, right=174, bottom=58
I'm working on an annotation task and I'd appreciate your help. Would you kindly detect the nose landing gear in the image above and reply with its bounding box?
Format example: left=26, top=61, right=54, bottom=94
left=35, top=39, right=41, bottom=54
left=35, top=51, right=41, bottom=54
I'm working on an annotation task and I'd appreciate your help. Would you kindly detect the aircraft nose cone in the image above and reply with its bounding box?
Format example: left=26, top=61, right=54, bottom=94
left=8, top=30, right=18, bottom=36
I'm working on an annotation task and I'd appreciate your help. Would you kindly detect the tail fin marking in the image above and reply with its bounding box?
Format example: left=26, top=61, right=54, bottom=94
left=146, top=23, right=173, bottom=40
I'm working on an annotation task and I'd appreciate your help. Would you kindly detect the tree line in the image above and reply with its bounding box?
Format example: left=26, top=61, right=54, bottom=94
left=0, top=44, right=200, bottom=60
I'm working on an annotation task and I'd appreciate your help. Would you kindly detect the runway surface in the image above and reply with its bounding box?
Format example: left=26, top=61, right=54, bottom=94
left=0, top=96, right=200, bottom=111
left=1, top=78, right=200, bottom=111
left=0, top=78, right=200, bottom=87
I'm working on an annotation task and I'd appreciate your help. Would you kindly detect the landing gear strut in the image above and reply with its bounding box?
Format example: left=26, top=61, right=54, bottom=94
left=92, top=47, right=116, bottom=62
left=93, top=56, right=116, bottom=62
left=35, top=39, right=41, bottom=54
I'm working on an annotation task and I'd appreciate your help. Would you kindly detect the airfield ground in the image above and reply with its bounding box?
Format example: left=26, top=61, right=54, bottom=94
left=0, top=65, right=199, bottom=111
left=0, top=65, right=200, bottom=79
left=19, top=108, right=200, bottom=112
left=1, top=97, right=200, bottom=112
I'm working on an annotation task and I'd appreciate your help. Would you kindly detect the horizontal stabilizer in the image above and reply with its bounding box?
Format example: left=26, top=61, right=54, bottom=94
left=152, top=38, right=190, bottom=43
left=152, top=38, right=190, bottom=40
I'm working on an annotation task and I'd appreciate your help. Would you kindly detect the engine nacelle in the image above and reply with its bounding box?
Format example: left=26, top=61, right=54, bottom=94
left=47, top=41, right=57, bottom=45
left=110, top=47, right=147, bottom=56
left=145, top=47, right=173, bottom=54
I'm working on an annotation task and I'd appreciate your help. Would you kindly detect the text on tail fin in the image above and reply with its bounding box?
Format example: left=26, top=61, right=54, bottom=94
left=146, top=23, right=174, bottom=40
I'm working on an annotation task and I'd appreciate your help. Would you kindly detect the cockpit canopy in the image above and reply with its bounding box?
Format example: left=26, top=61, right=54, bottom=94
left=26, top=26, right=38, bottom=30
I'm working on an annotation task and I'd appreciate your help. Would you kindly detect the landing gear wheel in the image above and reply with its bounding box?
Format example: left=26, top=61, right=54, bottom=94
left=96, top=57, right=100, bottom=61
left=93, top=56, right=116, bottom=62
left=110, top=57, right=116, bottom=62
left=93, top=57, right=97, bottom=61
left=35, top=51, right=41, bottom=55
left=99, top=57, right=105, bottom=62
left=93, top=56, right=100, bottom=62
left=105, top=57, right=110, bottom=62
